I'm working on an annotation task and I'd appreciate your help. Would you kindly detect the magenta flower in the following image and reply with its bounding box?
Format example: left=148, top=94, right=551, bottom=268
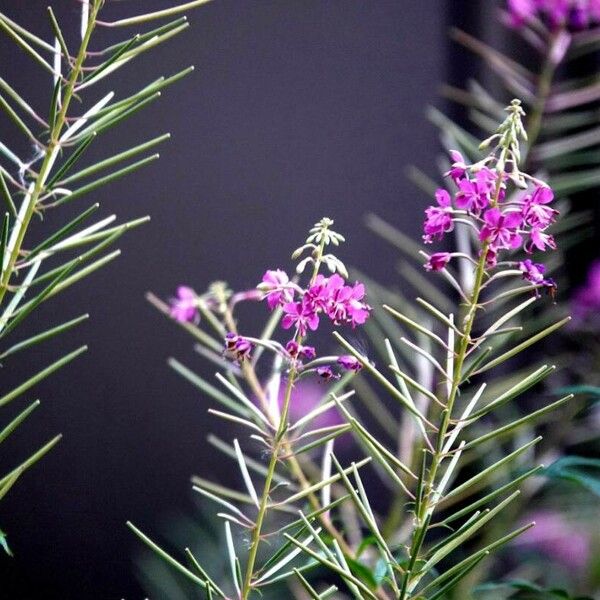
left=479, top=208, right=523, bottom=251
left=446, top=150, right=467, bottom=181
left=261, top=269, right=294, bottom=310
left=279, top=379, right=344, bottom=429
left=525, top=227, right=557, bottom=253
left=516, top=510, right=591, bottom=571
left=225, top=333, right=254, bottom=361
left=519, top=259, right=556, bottom=295
left=508, top=0, right=600, bottom=30
left=285, top=340, right=316, bottom=360
left=424, top=252, right=451, bottom=272
left=170, top=286, right=199, bottom=323
left=572, top=259, right=600, bottom=320
left=337, top=355, right=362, bottom=372
left=316, top=366, right=339, bottom=381
left=282, top=300, right=319, bottom=337
left=522, top=185, right=558, bottom=229
left=326, top=279, right=371, bottom=327
left=519, top=259, right=547, bottom=284
left=423, top=189, right=454, bottom=243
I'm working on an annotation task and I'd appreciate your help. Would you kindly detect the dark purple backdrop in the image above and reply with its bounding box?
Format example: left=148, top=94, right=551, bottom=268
left=0, top=1, right=484, bottom=598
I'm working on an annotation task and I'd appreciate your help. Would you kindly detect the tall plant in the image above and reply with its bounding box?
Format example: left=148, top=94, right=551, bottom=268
left=0, top=0, right=211, bottom=554
left=132, top=99, right=580, bottom=598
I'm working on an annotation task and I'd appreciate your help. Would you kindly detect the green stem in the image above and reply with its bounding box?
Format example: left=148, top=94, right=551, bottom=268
left=241, top=368, right=296, bottom=599
left=0, top=1, right=102, bottom=307
left=401, top=174, right=504, bottom=598
left=241, top=226, right=331, bottom=599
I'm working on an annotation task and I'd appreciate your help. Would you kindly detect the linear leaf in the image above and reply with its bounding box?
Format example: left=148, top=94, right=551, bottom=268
left=127, top=522, right=207, bottom=588
left=0, top=346, right=87, bottom=407
left=0, top=314, right=88, bottom=359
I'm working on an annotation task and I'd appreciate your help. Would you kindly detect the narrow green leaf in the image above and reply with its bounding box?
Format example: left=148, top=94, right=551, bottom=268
left=73, top=92, right=161, bottom=142
left=1, top=261, right=78, bottom=338
left=440, top=437, right=542, bottom=505
left=417, top=524, right=534, bottom=596
left=0, top=314, right=89, bottom=359
left=81, top=35, right=140, bottom=84
left=99, top=0, right=214, bottom=27
left=52, top=154, right=159, bottom=206
left=0, top=173, right=16, bottom=217
left=168, top=358, right=249, bottom=416
left=542, top=456, right=600, bottom=496
left=127, top=522, right=207, bottom=588
left=0, top=95, right=37, bottom=144
left=441, top=465, right=543, bottom=525
left=283, top=534, right=379, bottom=600
left=26, top=203, right=99, bottom=261
left=468, top=364, right=555, bottom=419
left=59, top=134, right=170, bottom=186
left=47, top=134, right=96, bottom=188
left=0, top=346, right=87, bottom=407
left=333, top=331, right=436, bottom=430
left=427, top=552, right=488, bottom=600
left=184, top=548, right=226, bottom=598
left=0, top=77, right=46, bottom=127
left=474, top=317, right=571, bottom=375
left=48, top=80, right=61, bottom=132
left=0, top=16, right=55, bottom=75
left=0, top=400, right=40, bottom=444
left=462, top=395, right=573, bottom=450
left=47, top=7, right=70, bottom=63
left=98, top=17, right=188, bottom=56
left=0, top=434, right=62, bottom=487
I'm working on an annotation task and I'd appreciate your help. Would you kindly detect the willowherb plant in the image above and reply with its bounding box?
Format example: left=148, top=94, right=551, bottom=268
left=132, top=102, right=581, bottom=599
left=359, top=2, right=600, bottom=592
left=0, top=0, right=210, bottom=553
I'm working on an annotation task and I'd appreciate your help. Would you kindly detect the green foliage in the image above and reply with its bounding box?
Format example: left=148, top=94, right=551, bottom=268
left=0, top=0, right=211, bottom=548
left=542, top=456, right=600, bottom=497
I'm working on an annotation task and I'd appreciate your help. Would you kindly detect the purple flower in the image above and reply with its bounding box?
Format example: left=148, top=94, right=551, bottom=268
left=522, top=185, right=558, bottom=229
left=455, top=169, right=496, bottom=215
left=337, top=355, right=362, bottom=372
left=285, top=340, right=316, bottom=360
left=479, top=208, right=523, bottom=251
left=572, top=259, right=600, bottom=320
left=424, top=252, right=451, bottom=272
left=445, top=150, right=467, bottom=181
left=507, top=0, right=538, bottom=26
left=225, top=333, right=254, bottom=361
left=508, top=0, right=600, bottom=30
left=326, top=278, right=371, bottom=328
left=170, top=286, right=199, bottom=323
left=282, top=299, right=319, bottom=336
left=519, top=259, right=547, bottom=284
left=525, top=227, right=557, bottom=253
left=519, top=259, right=556, bottom=295
left=316, top=366, right=339, bottom=381
left=260, top=269, right=294, bottom=310
left=516, top=510, right=591, bottom=571
left=279, top=379, right=344, bottom=429
left=423, top=189, right=454, bottom=243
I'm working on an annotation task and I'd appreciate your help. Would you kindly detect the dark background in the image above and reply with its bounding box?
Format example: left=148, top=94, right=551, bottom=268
left=0, top=1, right=492, bottom=598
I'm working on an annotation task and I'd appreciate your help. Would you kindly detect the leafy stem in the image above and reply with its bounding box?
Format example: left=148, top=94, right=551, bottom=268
left=401, top=174, right=504, bottom=598
left=0, top=1, right=102, bottom=307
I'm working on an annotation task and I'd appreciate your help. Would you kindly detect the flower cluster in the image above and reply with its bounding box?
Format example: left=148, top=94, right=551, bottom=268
left=423, top=148, right=558, bottom=290
left=261, top=271, right=370, bottom=336
left=225, top=333, right=254, bottom=362
left=508, top=0, right=600, bottom=30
